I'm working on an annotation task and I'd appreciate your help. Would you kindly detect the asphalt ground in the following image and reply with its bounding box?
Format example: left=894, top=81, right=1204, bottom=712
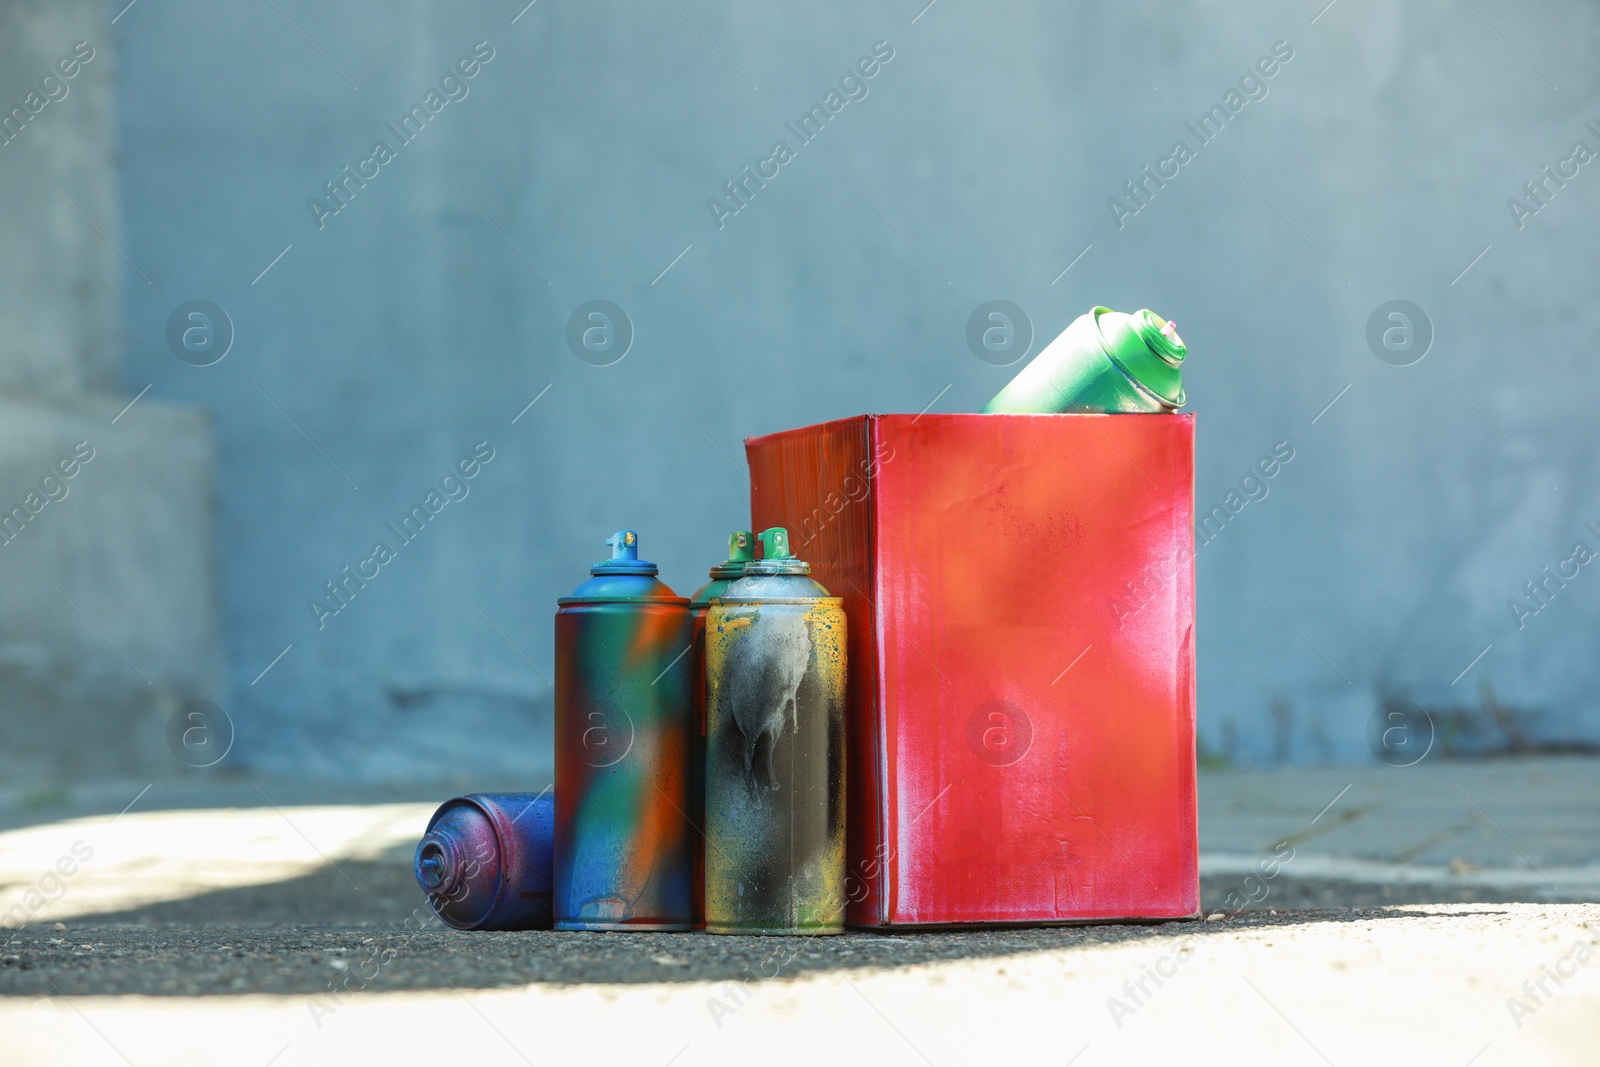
left=0, top=758, right=1595, bottom=1064
left=0, top=860, right=1571, bottom=998
left=2, top=903, right=1595, bottom=1066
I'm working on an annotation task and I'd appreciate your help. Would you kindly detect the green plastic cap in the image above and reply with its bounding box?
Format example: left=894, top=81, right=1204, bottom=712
left=727, top=531, right=755, bottom=564
left=747, top=527, right=810, bottom=577
left=1096, top=307, right=1186, bottom=407
left=757, top=528, right=792, bottom=560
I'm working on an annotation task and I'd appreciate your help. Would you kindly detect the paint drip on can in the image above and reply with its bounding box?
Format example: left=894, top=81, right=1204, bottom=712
left=416, top=792, right=555, bottom=930
left=704, top=527, right=847, bottom=935
left=554, top=530, right=695, bottom=931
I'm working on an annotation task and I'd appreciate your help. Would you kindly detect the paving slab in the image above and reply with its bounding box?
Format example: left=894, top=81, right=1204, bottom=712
left=1199, top=757, right=1600, bottom=865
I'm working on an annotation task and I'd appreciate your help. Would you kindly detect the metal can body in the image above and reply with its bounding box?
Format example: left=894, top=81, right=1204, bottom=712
left=554, top=531, right=695, bottom=931
left=704, top=534, right=847, bottom=935
left=688, top=532, right=754, bottom=927
left=416, top=792, right=555, bottom=931
left=982, top=307, right=1186, bottom=414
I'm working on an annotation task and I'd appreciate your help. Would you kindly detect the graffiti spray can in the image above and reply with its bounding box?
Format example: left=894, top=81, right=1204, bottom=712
left=554, top=530, right=695, bottom=931
left=690, top=531, right=757, bottom=725
left=982, top=306, right=1187, bottom=414
left=704, top=527, right=847, bottom=935
left=688, top=531, right=755, bottom=924
left=415, top=792, right=555, bottom=930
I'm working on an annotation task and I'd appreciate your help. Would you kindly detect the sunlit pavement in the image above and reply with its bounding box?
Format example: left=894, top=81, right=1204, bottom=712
left=0, top=759, right=1596, bottom=1065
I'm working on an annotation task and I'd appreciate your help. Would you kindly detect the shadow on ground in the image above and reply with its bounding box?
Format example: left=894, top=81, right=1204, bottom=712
left=0, top=858, right=1528, bottom=997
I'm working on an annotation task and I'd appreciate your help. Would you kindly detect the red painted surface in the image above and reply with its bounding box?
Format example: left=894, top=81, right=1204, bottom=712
left=746, top=414, right=1197, bottom=926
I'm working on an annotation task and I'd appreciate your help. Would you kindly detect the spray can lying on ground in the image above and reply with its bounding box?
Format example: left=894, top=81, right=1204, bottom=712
left=554, top=530, right=695, bottom=931
left=416, top=792, right=555, bottom=930
left=704, top=527, right=847, bottom=935
left=982, top=306, right=1187, bottom=414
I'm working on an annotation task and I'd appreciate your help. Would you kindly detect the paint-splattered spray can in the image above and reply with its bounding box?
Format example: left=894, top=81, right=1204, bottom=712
left=415, top=792, right=555, bottom=930
left=688, top=531, right=755, bottom=925
left=554, top=530, right=695, bottom=931
left=690, top=532, right=757, bottom=728
left=704, top=527, right=847, bottom=935
left=982, top=306, right=1186, bottom=414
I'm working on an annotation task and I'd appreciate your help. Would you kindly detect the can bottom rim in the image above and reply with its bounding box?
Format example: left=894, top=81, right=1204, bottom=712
left=703, top=924, right=845, bottom=937
left=554, top=921, right=697, bottom=932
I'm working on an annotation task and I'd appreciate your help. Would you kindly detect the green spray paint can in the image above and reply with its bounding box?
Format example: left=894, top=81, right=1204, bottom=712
left=982, top=306, right=1187, bottom=414
left=704, top=527, right=847, bottom=935
left=690, top=532, right=758, bottom=730
left=688, top=530, right=755, bottom=925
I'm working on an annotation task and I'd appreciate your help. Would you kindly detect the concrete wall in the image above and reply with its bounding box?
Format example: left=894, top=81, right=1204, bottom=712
left=0, top=0, right=219, bottom=787
left=108, top=0, right=1600, bottom=774
left=0, top=3, right=117, bottom=397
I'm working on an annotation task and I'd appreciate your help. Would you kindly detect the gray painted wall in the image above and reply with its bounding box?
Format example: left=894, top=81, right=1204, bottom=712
left=110, top=0, right=1600, bottom=776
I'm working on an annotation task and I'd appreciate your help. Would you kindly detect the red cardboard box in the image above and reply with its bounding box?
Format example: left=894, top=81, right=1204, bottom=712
left=745, top=414, right=1197, bottom=926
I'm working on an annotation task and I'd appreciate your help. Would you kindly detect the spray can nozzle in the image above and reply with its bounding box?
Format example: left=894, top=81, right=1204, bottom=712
left=606, top=530, right=639, bottom=561
left=415, top=837, right=458, bottom=895
left=757, top=528, right=792, bottom=559
left=727, top=531, right=755, bottom=564
left=589, top=530, right=657, bottom=577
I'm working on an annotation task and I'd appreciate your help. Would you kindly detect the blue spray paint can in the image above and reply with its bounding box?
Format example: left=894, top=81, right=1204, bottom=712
left=554, top=530, right=696, bottom=931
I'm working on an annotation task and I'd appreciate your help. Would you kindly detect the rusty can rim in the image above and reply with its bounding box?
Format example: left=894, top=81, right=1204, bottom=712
left=708, top=595, right=844, bottom=606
